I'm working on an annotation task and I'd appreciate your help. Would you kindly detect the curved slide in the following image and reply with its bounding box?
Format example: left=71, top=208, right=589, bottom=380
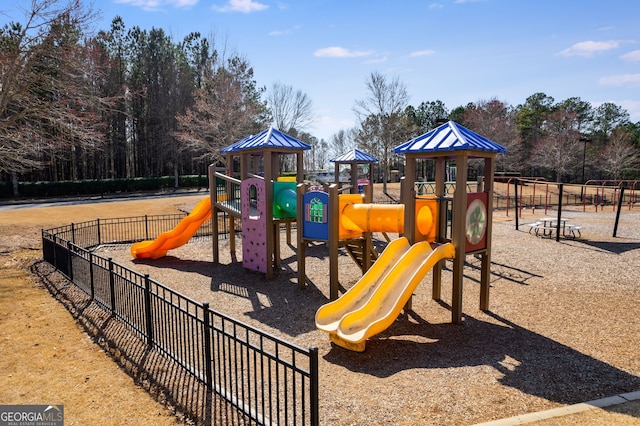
left=131, top=197, right=212, bottom=259
left=315, top=237, right=411, bottom=333
left=315, top=238, right=455, bottom=352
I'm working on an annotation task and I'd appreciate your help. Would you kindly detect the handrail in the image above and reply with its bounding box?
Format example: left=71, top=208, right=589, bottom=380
left=214, top=171, right=241, bottom=185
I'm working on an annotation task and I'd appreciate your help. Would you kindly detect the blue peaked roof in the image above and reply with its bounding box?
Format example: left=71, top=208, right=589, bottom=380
left=221, top=127, right=312, bottom=153
left=221, top=135, right=250, bottom=153
left=330, top=149, right=378, bottom=163
left=394, top=120, right=507, bottom=156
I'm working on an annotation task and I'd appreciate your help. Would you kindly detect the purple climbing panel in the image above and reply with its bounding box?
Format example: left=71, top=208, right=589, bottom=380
left=241, top=177, right=268, bottom=273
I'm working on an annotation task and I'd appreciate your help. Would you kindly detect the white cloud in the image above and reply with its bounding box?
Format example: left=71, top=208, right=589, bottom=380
left=115, top=0, right=197, bottom=10
left=428, top=3, right=444, bottom=9
left=621, top=50, right=640, bottom=62
left=314, top=46, right=374, bottom=58
left=114, top=0, right=160, bottom=11
left=173, top=0, right=198, bottom=5
left=213, top=0, right=268, bottom=13
left=409, top=49, right=436, bottom=57
left=557, top=40, right=621, bottom=57
left=269, top=25, right=301, bottom=36
left=598, top=73, right=640, bottom=87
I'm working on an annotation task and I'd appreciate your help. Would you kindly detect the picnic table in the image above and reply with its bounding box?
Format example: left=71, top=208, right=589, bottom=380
left=528, top=217, right=582, bottom=239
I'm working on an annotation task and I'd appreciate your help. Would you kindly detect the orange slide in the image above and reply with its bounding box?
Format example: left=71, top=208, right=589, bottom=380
left=131, top=197, right=211, bottom=259
left=315, top=237, right=455, bottom=352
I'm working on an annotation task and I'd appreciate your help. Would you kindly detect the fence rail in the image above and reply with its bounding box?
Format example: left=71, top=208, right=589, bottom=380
left=41, top=212, right=319, bottom=426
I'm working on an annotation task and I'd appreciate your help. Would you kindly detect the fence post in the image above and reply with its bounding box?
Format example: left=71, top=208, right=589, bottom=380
left=67, top=241, right=74, bottom=282
left=89, top=252, right=95, bottom=300
left=613, top=187, right=625, bottom=237
left=40, top=230, right=45, bottom=262
left=71, top=223, right=75, bottom=245
left=97, top=218, right=101, bottom=246
left=145, top=215, right=149, bottom=240
left=514, top=179, right=519, bottom=230
left=202, top=302, right=213, bottom=390
left=309, top=346, right=319, bottom=426
left=556, top=183, right=564, bottom=242
left=51, top=235, right=57, bottom=271
left=108, top=258, right=116, bottom=313
left=144, top=275, right=154, bottom=347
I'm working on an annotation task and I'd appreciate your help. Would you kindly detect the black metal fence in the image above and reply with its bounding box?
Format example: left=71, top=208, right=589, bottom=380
left=41, top=212, right=319, bottom=425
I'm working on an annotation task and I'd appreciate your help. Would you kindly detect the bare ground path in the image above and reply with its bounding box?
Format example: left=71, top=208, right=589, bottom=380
left=0, top=195, right=199, bottom=425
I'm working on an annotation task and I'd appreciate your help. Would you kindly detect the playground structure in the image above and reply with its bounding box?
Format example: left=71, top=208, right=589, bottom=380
left=210, top=127, right=309, bottom=279
left=130, top=122, right=507, bottom=352
left=309, top=121, right=506, bottom=350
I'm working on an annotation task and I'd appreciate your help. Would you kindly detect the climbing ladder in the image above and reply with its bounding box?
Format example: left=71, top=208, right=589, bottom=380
left=342, top=238, right=379, bottom=273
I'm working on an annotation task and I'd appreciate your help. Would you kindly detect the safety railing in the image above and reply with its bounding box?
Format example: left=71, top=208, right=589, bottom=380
left=41, top=214, right=319, bottom=425
left=214, top=173, right=243, bottom=216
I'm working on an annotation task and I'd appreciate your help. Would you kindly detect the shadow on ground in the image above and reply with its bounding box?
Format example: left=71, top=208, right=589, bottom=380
left=578, top=238, right=640, bottom=254
left=324, top=308, right=640, bottom=409
left=134, top=240, right=640, bottom=412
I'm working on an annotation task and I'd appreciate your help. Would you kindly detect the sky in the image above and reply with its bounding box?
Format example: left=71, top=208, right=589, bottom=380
left=10, top=0, right=640, bottom=141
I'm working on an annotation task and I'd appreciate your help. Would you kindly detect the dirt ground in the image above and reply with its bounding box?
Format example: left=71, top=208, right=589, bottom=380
left=1, top=185, right=639, bottom=425
left=0, top=193, right=201, bottom=425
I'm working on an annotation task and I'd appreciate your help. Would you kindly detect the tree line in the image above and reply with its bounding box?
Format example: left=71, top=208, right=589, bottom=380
left=2, top=1, right=639, bottom=198
left=349, top=73, right=640, bottom=186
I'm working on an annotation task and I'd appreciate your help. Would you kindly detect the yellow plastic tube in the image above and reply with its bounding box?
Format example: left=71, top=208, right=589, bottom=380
left=341, top=203, right=405, bottom=234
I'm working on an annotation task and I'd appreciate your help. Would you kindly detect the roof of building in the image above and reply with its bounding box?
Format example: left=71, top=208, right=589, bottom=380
left=330, top=148, right=379, bottom=163
left=221, top=127, right=312, bottom=153
left=394, top=120, right=507, bottom=156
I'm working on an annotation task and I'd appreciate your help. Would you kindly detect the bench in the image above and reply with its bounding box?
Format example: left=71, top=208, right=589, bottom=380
left=565, top=225, right=582, bottom=239
left=539, top=225, right=558, bottom=237
left=527, top=222, right=542, bottom=235
left=527, top=222, right=557, bottom=237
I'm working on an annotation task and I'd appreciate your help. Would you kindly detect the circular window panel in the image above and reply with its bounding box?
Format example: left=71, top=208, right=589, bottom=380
left=465, top=198, right=487, bottom=245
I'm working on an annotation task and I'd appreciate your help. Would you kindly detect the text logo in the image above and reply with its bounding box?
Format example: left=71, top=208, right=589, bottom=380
left=0, top=405, right=64, bottom=426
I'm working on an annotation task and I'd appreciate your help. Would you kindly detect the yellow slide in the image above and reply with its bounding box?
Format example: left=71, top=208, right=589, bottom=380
left=316, top=237, right=412, bottom=333
left=131, top=197, right=212, bottom=259
left=315, top=238, right=455, bottom=352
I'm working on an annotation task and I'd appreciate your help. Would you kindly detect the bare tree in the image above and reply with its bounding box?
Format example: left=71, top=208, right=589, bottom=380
left=0, top=0, right=102, bottom=194
left=530, top=109, right=582, bottom=182
left=303, top=135, right=329, bottom=172
left=174, top=52, right=267, bottom=166
left=267, top=82, right=314, bottom=133
left=461, top=98, right=523, bottom=173
left=354, top=71, right=410, bottom=191
left=330, top=128, right=357, bottom=159
left=597, top=128, right=640, bottom=180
